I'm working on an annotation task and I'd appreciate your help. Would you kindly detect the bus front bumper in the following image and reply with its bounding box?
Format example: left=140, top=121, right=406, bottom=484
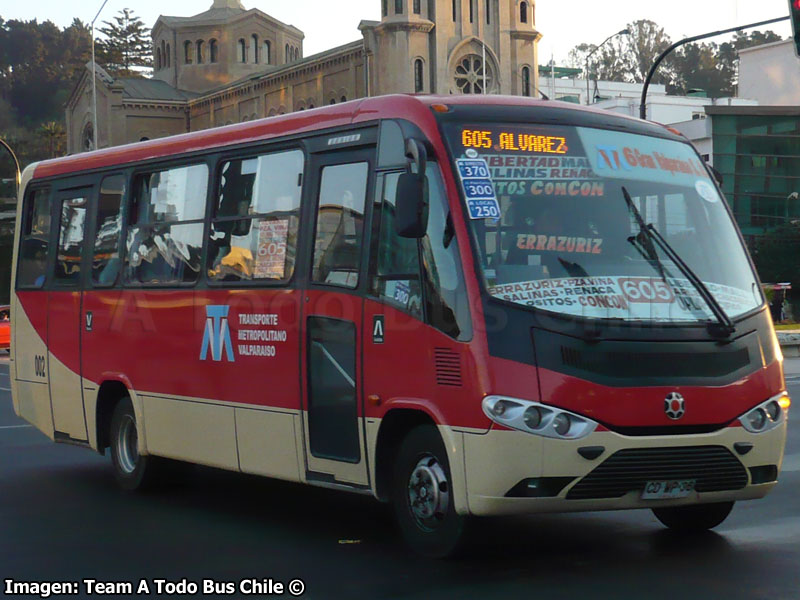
left=461, top=423, right=786, bottom=517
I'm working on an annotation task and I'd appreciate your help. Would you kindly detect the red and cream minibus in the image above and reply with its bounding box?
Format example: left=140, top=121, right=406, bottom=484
left=9, top=95, right=789, bottom=556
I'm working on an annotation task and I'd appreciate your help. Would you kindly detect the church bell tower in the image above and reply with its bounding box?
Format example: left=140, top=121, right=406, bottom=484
left=360, top=0, right=541, bottom=97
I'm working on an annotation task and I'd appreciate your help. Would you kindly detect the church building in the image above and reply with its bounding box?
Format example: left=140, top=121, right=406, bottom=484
left=66, top=0, right=541, bottom=153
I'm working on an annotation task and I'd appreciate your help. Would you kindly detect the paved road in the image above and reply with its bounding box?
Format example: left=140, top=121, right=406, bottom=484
left=1, top=353, right=799, bottom=599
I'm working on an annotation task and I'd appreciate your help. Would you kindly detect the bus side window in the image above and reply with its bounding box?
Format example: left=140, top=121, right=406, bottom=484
left=370, top=172, right=423, bottom=318
left=311, top=162, right=369, bottom=288
left=54, top=195, right=88, bottom=285
left=208, top=149, right=303, bottom=283
left=124, top=164, right=208, bottom=286
left=420, top=165, right=472, bottom=341
left=92, top=174, right=125, bottom=286
left=17, top=188, right=51, bottom=289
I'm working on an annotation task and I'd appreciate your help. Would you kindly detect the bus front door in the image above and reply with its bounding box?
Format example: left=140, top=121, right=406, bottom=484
left=300, top=150, right=373, bottom=488
left=47, top=188, right=91, bottom=442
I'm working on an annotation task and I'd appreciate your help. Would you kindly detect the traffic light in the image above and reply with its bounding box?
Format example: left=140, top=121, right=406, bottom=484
left=791, top=0, right=800, bottom=56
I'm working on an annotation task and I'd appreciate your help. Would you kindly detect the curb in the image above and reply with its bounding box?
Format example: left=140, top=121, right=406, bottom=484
left=778, top=332, right=800, bottom=358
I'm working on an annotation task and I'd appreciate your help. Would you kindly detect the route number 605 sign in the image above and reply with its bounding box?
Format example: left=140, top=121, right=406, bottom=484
left=619, top=277, right=675, bottom=304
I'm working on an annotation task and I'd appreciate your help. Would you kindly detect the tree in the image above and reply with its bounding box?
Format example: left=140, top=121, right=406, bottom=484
left=38, top=121, right=66, bottom=158
left=622, top=19, right=673, bottom=83
left=0, top=18, right=91, bottom=126
left=567, top=24, right=784, bottom=99
left=567, top=20, right=673, bottom=85
left=96, top=8, right=152, bottom=76
left=0, top=18, right=91, bottom=165
left=567, top=42, right=629, bottom=83
left=669, top=42, right=729, bottom=96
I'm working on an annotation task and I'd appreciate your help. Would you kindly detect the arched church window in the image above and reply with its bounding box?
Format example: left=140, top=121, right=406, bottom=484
left=286, top=44, right=290, bottom=62
left=452, top=0, right=457, bottom=20
left=252, top=34, right=259, bottom=63
left=469, top=0, right=474, bottom=22
left=264, top=41, right=271, bottom=64
left=209, top=39, right=218, bottom=63
left=486, top=0, right=491, bottom=23
left=454, top=54, right=494, bottom=94
left=239, top=39, right=247, bottom=63
left=520, top=1, right=528, bottom=23
left=341, top=95, right=347, bottom=103
left=83, top=123, right=94, bottom=152
left=414, top=59, right=424, bottom=93
left=184, top=41, right=193, bottom=64
left=196, top=40, right=205, bottom=64
left=156, top=47, right=162, bottom=70
left=166, top=44, right=171, bottom=67
left=522, top=66, right=531, bottom=96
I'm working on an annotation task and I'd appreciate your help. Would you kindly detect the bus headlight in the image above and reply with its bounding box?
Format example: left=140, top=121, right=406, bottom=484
left=739, top=392, right=789, bottom=433
left=523, top=406, right=543, bottom=429
left=482, top=396, right=598, bottom=440
left=553, top=413, right=571, bottom=436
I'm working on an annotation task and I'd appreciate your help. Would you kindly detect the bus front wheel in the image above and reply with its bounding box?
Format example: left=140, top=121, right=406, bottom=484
left=109, top=396, right=162, bottom=491
left=652, top=501, right=734, bottom=532
left=391, top=425, right=467, bottom=558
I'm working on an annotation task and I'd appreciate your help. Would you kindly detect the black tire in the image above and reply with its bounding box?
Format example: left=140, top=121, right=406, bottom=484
left=109, top=396, right=163, bottom=491
left=391, top=425, right=467, bottom=558
left=652, top=501, right=734, bottom=532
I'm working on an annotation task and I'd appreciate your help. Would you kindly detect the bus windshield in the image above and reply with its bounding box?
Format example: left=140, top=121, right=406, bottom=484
left=444, top=122, right=762, bottom=323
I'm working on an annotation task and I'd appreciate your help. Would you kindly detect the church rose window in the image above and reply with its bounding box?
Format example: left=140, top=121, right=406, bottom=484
left=454, top=54, right=493, bottom=94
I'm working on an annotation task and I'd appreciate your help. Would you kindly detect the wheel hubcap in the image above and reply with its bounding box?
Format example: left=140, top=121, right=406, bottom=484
left=116, top=415, right=139, bottom=474
left=408, top=455, right=449, bottom=529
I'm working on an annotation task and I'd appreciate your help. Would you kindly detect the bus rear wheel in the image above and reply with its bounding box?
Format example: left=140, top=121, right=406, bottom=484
left=391, top=425, right=467, bottom=558
left=109, top=396, right=162, bottom=491
left=652, top=501, right=734, bottom=532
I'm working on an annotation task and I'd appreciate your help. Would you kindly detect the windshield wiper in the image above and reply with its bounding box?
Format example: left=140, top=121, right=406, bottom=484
left=621, top=186, right=735, bottom=339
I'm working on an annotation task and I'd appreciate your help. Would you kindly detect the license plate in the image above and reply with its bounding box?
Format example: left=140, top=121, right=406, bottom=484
left=641, top=479, right=696, bottom=500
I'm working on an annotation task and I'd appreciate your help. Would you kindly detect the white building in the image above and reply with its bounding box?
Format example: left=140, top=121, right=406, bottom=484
left=738, top=39, right=800, bottom=105
left=538, top=67, right=667, bottom=105
left=597, top=94, right=758, bottom=126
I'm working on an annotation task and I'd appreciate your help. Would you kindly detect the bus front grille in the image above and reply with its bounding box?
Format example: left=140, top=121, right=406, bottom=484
left=566, top=446, right=748, bottom=500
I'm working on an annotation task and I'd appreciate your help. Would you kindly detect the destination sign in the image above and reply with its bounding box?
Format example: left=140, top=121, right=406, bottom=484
left=461, top=128, right=569, bottom=154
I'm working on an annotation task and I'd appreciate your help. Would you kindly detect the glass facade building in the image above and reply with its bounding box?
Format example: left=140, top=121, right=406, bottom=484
left=709, top=106, right=800, bottom=243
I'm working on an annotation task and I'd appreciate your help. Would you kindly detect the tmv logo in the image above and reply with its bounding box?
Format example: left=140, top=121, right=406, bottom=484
left=200, top=305, right=235, bottom=362
left=596, top=145, right=633, bottom=172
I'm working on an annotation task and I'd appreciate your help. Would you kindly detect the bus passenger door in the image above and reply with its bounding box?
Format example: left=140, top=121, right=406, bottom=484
left=301, top=148, right=373, bottom=487
left=47, top=188, right=91, bottom=441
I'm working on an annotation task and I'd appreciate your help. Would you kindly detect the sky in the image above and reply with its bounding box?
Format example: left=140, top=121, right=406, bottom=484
left=3, top=0, right=794, bottom=64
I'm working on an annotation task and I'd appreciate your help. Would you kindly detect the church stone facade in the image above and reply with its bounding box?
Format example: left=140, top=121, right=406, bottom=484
left=66, top=0, right=541, bottom=154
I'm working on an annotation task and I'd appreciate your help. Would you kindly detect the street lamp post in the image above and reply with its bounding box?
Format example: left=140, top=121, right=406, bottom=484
left=91, top=0, right=110, bottom=151
left=585, top=28, right=629, bottom=105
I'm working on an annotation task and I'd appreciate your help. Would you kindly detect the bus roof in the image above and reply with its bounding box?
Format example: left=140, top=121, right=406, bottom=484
left=33, top=94, right=671, bottom=181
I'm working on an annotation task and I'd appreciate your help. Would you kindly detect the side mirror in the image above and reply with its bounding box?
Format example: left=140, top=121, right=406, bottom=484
left=405, top=138, right=427, bottom=179
left=706, top=164, right=724, bottom=186
left=394, top=172, right=428, bottom=238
